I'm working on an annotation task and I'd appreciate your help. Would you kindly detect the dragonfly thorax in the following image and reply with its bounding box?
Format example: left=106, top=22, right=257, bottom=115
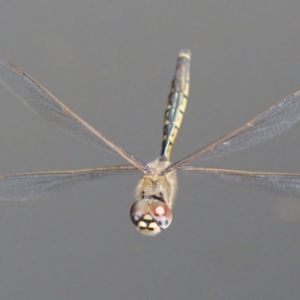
left=135, top=157, right=177, bottom=207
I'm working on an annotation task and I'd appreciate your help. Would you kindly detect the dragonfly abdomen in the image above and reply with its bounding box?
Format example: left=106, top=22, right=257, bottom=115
left=161, top=50, right=191, bottom=160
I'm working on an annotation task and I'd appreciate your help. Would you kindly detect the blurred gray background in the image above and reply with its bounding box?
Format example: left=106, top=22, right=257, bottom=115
left=0, top=1, right=300, bottom=299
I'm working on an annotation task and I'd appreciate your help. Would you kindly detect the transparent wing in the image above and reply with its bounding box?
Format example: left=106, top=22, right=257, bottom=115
left=0, top=61, right=149, bottom=173
left=166, top=90, right=300, bottom=172
left=181, top=166, right=300, bottom=198
left=0, top=165, right=137, bottom=201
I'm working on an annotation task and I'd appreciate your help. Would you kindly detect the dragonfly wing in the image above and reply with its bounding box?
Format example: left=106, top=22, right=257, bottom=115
left=0, top=61, right=149, bottom=172
left=167, top=90, right=300, bottom=171
left=182, top=166, right=300, bottom=198
left=0, top=166, right=137, bottom=201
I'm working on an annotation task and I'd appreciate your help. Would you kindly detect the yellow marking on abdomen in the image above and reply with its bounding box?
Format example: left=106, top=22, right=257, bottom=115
left=161, top=49, right=191, bottom=160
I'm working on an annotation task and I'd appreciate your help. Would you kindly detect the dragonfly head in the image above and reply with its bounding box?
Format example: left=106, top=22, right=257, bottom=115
left=130, top=199, right=172, bottom=235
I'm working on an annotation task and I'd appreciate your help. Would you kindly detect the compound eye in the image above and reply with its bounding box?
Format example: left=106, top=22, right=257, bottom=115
left=130, top=200, right=149, bottom=224
left=149, top=201, right=172, bottom=229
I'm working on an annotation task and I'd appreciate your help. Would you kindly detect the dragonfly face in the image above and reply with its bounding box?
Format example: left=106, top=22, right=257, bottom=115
left=2, top=49, right=300, bottom=236
left=130, top=199, right=173, bottom=235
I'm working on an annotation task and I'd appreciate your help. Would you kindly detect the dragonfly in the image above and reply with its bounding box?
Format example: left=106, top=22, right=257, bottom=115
left=1, top=50, right=300, bottom=236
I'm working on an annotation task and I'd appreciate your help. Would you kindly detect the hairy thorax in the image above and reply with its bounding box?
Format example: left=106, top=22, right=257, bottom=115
left=135, top=157, right=177, bottom=208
